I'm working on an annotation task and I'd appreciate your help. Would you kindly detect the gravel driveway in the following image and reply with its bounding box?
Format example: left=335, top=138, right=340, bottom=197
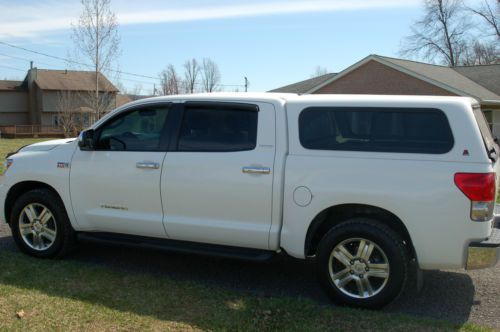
left=0, top=222, right=498, bottom=329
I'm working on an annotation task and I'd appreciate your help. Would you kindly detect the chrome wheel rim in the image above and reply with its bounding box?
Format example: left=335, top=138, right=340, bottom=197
left=328, top=238, right=390, bottom=299
left=18, top=203, right=57, bottom=251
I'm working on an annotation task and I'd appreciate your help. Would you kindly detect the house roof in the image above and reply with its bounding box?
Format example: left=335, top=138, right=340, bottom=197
left=32, top=69, right=119, bottom=92
left=272, top=55, right=500, bottom=102
left=373, top=55, right=500, bottom=101
left=453, top=64, right=500, bottom=96
left=269, top=73, right=337, bottom=93
left=0, top=80, right=25, bottom=91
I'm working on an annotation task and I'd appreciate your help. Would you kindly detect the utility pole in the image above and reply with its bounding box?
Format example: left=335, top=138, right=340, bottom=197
left=244, top=77, right=249, bottom=92
left=95, top=2, right=100, bottom=120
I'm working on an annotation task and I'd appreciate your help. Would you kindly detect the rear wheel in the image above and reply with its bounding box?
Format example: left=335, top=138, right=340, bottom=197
left=316, top=218, right=408, bottom=309
left=10, top=189, right=76, bottom=258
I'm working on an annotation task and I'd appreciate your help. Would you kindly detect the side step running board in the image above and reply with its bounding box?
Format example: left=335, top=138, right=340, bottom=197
left=77, top=232, right=276, bottom=262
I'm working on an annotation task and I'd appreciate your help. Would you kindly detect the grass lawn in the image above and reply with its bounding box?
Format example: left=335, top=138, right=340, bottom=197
left=0, top=250, right=490, bottom=331
left=0, top=138, right=53, bottom=173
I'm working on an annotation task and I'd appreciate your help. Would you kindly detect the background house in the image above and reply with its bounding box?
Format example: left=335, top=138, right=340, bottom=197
left=271, top=55, right=500, bottom=137
left=0, top=68, right=123, bottom=136
left=0, top=80, right=29, bottom=126
left=27, top=68, right=119, bottom=127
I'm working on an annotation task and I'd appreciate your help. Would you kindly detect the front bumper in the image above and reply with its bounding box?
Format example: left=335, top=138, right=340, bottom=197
left=466, top=225, right=500, bottom=270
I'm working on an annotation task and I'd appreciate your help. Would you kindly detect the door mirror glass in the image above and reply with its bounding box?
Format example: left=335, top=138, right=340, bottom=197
left=78, top=129, right=95, bottom=151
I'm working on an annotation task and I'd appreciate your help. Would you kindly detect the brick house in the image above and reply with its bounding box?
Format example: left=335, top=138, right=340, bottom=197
left=271, top=55, right=500, bottom=136
left=0, top=68, right=121, bottom=135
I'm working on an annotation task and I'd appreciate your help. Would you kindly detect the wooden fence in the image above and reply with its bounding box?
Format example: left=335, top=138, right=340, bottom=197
left=0, top=125, right=65, bottom=138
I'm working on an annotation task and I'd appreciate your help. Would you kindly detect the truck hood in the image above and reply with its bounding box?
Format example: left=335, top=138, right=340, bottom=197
left=18, top=138, right=77, bottom=153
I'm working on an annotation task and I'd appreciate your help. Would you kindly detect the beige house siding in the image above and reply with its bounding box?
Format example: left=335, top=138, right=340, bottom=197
left=0, top=113, right=29, bottom=125
left=39, top=90, right=117, bottom=126
left=0, top=91, right=28, bottom=113
left=0, top=91, right=29, bottom=125
left=41, top=113, right=56, bottom=126
left=41, top=91, right=59, bottom=113
left=42, top=90, right=117, bottom=113
left=314, top=60, right=457, bottom=96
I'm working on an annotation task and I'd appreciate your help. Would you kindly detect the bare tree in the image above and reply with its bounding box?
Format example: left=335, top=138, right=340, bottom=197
left=160, top=64, right=182, bottom=95
left=311, top=66, right=328, bottom=78
left=201, top=58, right=221, bottom=92
left=71, top=0, right=120, bottom=119
left=130, top=83, right=143, bottom=96
left=468, top=0, right=500, bottom=39
left=461, top=40, right=499, bottom=65
left=56, top=91, right=80, bottom=137
left=400, top=0, right=470, bottom=66
left=183, top=58, right=201, bottom=94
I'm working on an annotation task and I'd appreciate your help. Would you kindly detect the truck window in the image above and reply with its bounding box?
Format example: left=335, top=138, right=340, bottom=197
left=95, top=106, right=170, bottom=151
left=177, top=107, right=257, bottom=152
left=299, top=107, right=454, bottom=154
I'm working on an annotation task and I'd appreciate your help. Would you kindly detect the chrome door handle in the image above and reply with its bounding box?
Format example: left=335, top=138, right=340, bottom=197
left=136, top=161, right=160, bottom=169
left=242, top=166, right=271, bottom=174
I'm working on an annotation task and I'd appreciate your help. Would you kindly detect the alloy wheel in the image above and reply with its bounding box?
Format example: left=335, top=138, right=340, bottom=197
left=18, top=203, right=57, bottom=251
left=328, top=238, right=390, bottom=299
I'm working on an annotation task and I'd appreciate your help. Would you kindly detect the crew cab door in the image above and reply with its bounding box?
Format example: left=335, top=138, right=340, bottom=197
left=161, top=101, right=276, bottom=249
left=70, top=103, right=175, bottom=237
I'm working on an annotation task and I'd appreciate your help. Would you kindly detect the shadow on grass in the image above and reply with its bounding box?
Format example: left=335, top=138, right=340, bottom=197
left=0, top=235, right=476, bottom=330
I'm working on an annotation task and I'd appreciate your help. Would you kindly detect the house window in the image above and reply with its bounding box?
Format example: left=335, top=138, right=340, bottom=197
left=52, top=115, right=61, bottom=127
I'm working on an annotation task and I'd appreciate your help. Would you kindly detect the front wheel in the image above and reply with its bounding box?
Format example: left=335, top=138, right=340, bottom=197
left=10, top=189, right=76, bottom=258
left=316, top=218, right=408, bottom=309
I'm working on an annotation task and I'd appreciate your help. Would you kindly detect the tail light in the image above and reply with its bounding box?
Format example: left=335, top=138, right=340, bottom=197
left=454, top=173, right=496, bottom=221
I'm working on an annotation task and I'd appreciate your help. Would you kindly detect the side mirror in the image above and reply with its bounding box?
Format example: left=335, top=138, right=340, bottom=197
left=78, top=129, right=95, bottom=151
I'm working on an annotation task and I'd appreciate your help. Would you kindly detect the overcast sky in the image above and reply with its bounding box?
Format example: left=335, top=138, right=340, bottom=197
left=0, top=0, right=449, bottom=93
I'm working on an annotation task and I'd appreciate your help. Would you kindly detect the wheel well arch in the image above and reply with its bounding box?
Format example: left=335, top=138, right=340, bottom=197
left=4, top=181, right=63, bottom=224
left=304, top=204, right=416, bottom=260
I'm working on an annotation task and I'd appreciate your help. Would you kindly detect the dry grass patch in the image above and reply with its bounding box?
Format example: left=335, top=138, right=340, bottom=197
left=0, top=250, right=492, bottom=332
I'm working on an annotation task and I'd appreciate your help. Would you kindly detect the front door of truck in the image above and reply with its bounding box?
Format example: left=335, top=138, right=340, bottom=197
left=70, top=103, right=175, bottom=238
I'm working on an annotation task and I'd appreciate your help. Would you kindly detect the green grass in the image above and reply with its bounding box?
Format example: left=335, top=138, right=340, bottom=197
left=0, top=138, right=52, bottom=173
left=0, top=251, right=491, bottom=331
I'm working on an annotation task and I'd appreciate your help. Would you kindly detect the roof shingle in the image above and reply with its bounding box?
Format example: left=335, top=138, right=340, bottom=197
left=0, top=80, right=24, bottom=91
left=453, top=64, right=500, bottom=97
left=269, top=73, right=337, bottom=94
left=377, top=55, right=500, bottom=101
left=33, top=69, right=118, bottom=92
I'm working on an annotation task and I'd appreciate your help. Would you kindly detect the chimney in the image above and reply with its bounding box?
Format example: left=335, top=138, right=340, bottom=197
left=30, top=61, right=33, bottom=69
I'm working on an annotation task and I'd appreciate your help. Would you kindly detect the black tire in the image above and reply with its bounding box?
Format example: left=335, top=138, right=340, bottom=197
left=10, top=189, right=76, bottom=258
left=316, top=218, right=408, bottom=309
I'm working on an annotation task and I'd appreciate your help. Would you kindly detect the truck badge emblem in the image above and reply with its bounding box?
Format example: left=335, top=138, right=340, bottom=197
left=57, top=162, right=70, bottom=168
left=462, top=149, right=470, bottom=156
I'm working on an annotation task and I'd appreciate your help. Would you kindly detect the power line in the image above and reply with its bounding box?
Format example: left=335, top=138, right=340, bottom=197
left=0, top=51, right=65, bottom=70
left=0, top=40, right=247, bottom=88
left=0, top=40, right=162, bottom=81
left=0, top=64, right=26, bottom=72
left=0, top=52, right=159, bottom=87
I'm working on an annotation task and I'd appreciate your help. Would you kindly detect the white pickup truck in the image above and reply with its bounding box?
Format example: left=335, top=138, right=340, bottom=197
left=1, top=93, right=499, bottom=308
